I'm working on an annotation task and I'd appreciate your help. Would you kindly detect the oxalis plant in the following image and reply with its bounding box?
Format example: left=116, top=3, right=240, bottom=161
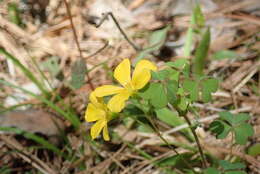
left=85, top=5, right=255, bottom=174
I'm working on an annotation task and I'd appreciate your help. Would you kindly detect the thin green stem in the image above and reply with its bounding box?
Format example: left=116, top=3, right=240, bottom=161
left=182, top=113, right=207, bottom=168
left=145, top=115, right=198, bottom=173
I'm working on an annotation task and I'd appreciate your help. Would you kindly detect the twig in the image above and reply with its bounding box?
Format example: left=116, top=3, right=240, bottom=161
left=95, top=12, right=141, bottom=51
left=0, top=135, right=57, bottom=174
left=84, top=39, right=109, bottom=59
left=62, top=0, right=94, bottom=90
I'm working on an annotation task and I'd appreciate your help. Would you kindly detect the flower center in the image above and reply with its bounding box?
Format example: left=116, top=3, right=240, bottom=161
left=124, top=82, right=135, bottom=94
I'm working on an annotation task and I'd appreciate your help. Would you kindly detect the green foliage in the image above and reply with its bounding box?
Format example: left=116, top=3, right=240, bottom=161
left=8, top=2, right=23, bottom=27
left=210, top=112, right=254, bottom=144
left=247, top=143, right=260, bottom=156
left=183, top=4, right=205, bottom=57
left=0, top=79, right=80, bottom=129
left=193, top=28, right=211, bottom=76
left=155, top=108, right=182, bottom=127
left=139, top=83, right=168, bottom=109
left=204, top=160, right=246, bottom=174
left=0, top=48, right=49, bottom=98
left=212, top=50, right=238, bottom=60
left=70, top=59, right=87, bottom=89
left=41, top=56, right=61, bottom=78
left=157, top=153, right=198, bottom=170
left=0, top=166, right=11, bottom=174
left=201, top=78, right=219, bottom=102
left=136, top=25, right=170, bottom=62
left=183, top=79, right=199, bottom=101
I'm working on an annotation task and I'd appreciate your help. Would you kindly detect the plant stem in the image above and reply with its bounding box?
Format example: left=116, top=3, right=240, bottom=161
left=145, top=115, right=198, bottom=173
left=63, top=0, right=94, bottom=90
left=182, top=113, right=207, bottom=168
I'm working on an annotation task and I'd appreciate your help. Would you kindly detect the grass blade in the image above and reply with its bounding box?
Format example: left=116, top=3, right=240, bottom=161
left=0, top=48, right=49, bottom=97
left=0, top=79, right=80, bottom=129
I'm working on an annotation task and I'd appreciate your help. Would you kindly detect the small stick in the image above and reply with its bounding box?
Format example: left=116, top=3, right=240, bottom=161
left=63, top=0, right=94, bottom=90
left=95, top=12, right=141, bottom=52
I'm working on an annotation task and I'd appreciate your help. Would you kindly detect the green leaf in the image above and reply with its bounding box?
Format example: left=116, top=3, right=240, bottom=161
left=155, top=108, right=184, bottom=127
left=201, top=78, right=218, bottom=102
left=225, top=172, right=246, bottom=174
left=231, top=113, right=250, bottom=125
left=217, top=112, right=254, bottom=144
left=137, top=124, right=154, bottom=133
left=204, top=168, right=221, bottom=174
left=193, top=28, right=211, bottom=76
left=183, top=79, right=199, bottom=101
left=176, top=97, right=190, bottom=111
left=8, top=2, right=22, bottom=26
left=157, top=153, right=195, bottom=168
left=165, top=59, right=188, bottom=69
left=183, top=27, right=194, bottom=58
left=41, top=56, right=60, bottom=77
left=70, top=59, right=87, bottom=89
left=194, top=4, right=205, bottom=27
left=150, top=84, right=168, bottom=108
left=135, top=26, right=170, bottom=62
left=234, top=123, right=254, bottom=145
left=248, top=143, right=260, bottom=156
left=212, top=50, right=238, bottom=60
left=219, top=111, right=234, bottom=123
left=152, top=69, right=170, bottom=80
left=139, top=83, right=168, bottom=108
left=219, top=160, right=246, bottom=170
left=149, top=25, right=170, bottom=51
left=209, top=120, right=231, bottom=139
left=166, top=80, right=178, bottom=105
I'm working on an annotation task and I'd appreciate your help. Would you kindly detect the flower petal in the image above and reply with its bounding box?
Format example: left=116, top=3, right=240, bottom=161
left=94, top=85, right=124, bottom=97
left=132, top=59, right=157, bottom=79
left=89, top=92, right=105, bottom=109
left=114, top=59, right=131, bottom=86
left=132, top=69, right=151, bottom=89
left=102, top=124, right=110, bottom=141
left=85, top=103, right=105, bottom=122
left=108, top=90, right=131, bottom=112
left=90, top=120, right=106, bottom=140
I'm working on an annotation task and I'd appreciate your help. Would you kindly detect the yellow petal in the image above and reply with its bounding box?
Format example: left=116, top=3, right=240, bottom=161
left=90, top=120, right=106, bottom=140
left=132, top=69, right=151, bottom=90
left=132, top=59, right=157, bottom=79
left=103, top=124, right=110, bottom=141
left=132, top=60, right=157, bottom=90
left=85, top=103, right=106, bottom=122
left=114, top=59, right=131, bottom=86
left=108, top=90, right=131, bottom=112
left=89, top=92, right=99, bottom=105
left=94, top=85, right=124, bottom=97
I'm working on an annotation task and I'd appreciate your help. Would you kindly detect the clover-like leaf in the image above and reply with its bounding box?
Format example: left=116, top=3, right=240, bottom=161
left=201, top=78, right=218, bottom=102
left=204, top=168, right=220, bottom=174
left=234, top=123, right=254, bottom=145
left=210, top=112, right=254, bottom=145
left=183, top=79, right=199, bottom=101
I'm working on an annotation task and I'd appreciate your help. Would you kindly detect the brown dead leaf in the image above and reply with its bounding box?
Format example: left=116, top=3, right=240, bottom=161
left=0, top=109, right=65, bottom=144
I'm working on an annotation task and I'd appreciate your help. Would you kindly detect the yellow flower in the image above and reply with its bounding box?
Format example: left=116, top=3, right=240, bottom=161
left=85, top=92, right=113, bottom=141
left=94, top=59, right=157, bottom=112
